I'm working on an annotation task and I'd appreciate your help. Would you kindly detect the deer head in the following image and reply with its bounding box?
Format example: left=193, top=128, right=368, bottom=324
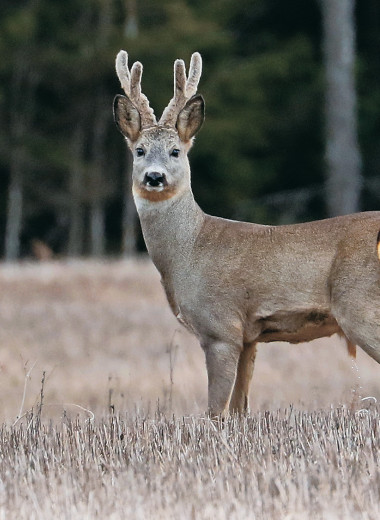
left=113, top=51, right=205, bottom=202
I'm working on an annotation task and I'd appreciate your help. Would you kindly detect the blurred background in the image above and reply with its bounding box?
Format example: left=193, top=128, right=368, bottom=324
left=0, top=0, right=379, bottom=260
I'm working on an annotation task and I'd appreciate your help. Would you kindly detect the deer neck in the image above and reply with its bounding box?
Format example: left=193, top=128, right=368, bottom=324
left=133, top=188, right=205, bottom=275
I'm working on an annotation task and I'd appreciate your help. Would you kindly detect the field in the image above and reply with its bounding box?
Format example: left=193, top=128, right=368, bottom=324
left=0, top=259, right=379, bottom=519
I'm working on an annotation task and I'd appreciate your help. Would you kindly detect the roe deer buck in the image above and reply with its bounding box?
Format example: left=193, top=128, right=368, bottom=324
left=113, top=50, right=380, bottom=417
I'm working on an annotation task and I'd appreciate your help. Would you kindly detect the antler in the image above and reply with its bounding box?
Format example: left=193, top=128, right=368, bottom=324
left=115, top=50, right=157, bottom=128
left=159, top=52, right=202, bottom=127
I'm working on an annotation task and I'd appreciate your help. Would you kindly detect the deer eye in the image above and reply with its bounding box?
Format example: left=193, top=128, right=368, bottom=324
left=136, top=148, right=145, bottom=157
left=170, top=149, right=180, bottom=158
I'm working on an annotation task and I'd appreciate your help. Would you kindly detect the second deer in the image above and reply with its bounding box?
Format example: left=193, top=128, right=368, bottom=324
left=113, top=51, right=380, bottom=417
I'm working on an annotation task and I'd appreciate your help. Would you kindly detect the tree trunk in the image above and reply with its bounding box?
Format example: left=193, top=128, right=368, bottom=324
left=89, top=94, right=108, bottom=257
left=121, top=0, right=139, bottom=257
left=5, top=60, right=37, bottom=260
left=5, top=157, right=23, bottom=261
left=122, top=149, right=138, bottom=256
left=90, top=106, right=106, bottom=256
left=322, top=0, right=362, bottom=216
left=125, top=0, right=138, bottom=38
left=4, top=0, right=40, bottom=260
left=68, top=125, right=85, bottom=256
left=90, top=200, right=106, bottom=257
left=88, top=0, right=113, bottom=257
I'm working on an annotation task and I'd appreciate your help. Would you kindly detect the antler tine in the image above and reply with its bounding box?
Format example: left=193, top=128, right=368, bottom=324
left=159, top=60, right=186, bottom=127
left=115, top=51, right=131, bottom=96
left=185, top=52, right=202, bottom=98
left=130, top=62, right=143, bottom=99
left=115, top=50, right=156, bottom=127
left=159, top=52, right=203, bottom=127
left=174, top=59, right=187, bottom=102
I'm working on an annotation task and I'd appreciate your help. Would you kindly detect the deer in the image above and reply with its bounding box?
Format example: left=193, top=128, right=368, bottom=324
left=113, top=50, right=380, bottom=418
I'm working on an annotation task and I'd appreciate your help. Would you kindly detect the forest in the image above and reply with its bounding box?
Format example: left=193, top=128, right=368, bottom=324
left=1, top=0, right=380, bottom=258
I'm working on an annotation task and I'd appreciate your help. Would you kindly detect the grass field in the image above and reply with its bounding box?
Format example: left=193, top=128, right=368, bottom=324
left=0, top=259, right=379, bottom=518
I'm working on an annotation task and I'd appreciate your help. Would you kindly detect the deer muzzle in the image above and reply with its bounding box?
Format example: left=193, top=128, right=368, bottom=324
left=143, top=171, right=167, bottom=189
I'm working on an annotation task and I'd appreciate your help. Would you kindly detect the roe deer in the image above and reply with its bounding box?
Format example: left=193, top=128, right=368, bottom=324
left=113, top=50, right=380, bottom=417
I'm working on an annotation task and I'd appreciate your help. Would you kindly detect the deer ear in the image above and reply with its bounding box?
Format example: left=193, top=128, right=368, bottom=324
left=113, top=94, right=141, bottom=142
left=176, top=94, right=205, bottom=142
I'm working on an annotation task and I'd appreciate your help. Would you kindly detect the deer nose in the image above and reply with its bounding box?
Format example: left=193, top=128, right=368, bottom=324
left=143, top=171, right=167, bottom=187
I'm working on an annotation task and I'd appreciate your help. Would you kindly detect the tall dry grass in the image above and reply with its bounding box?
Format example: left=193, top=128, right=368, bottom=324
left=0, top=407, right=379, bottom=519
left=0, top=259, right=379, bottom=518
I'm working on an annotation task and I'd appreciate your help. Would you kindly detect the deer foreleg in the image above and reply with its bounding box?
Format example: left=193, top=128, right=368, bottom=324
left=229, top=342, right=257, bottom=414
left=203, top=340, right=241, bottom=418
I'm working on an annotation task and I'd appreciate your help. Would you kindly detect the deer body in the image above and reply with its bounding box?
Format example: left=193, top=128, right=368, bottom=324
left=114, top=51, right=380, bottom=416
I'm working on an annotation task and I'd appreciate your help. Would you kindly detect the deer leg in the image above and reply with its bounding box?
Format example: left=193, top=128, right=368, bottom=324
left=336, top=310, right=380, bottom=364
left=203, top=340, right=241, bottom=418
left=332, top=281, right=380, bottom=363
left=229, top=342, right=257, bottom=414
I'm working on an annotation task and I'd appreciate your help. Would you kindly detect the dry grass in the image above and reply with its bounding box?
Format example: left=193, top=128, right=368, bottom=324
left=1, top=408, right=380, bottom=519
left=0, top=258, right=379, bottom=518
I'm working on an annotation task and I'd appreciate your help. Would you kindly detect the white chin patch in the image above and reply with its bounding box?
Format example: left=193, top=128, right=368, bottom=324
left=145, top=185, right=165, bottom=192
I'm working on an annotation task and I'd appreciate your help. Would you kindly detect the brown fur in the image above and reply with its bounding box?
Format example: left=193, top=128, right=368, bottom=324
left=338, top=330, right=357, bottom=359
left=114, top=50, right=380, bottom=418
left=133, top=184, right=178, bottom=202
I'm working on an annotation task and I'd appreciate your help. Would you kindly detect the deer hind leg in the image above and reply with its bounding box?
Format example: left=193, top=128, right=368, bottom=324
left=202, top=340, right=242, bottom=418
left=229, top=342, right=257, bottom=414
left=330, top=228, right=380, bottom=363
left=338, top=313, right=380, bottom=364
left=338, top=317, right=380, bottom=363
left=332, top=284, right=380, bottom=364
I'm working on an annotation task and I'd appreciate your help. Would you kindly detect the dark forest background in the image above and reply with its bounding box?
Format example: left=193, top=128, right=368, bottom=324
left=1, top=0, right=379, bottom=259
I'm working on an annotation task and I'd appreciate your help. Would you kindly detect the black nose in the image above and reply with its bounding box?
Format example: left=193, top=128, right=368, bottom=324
left=144, top=172, right=166, bottom=187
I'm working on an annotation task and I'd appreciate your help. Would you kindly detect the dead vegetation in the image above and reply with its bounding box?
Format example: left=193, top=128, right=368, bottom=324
left=1, top=406, right=379, bottom=519
left=0, top=259, right=379, bottom=518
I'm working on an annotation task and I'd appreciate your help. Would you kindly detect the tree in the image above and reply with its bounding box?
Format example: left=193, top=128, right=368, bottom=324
left=121, top=0, right=139, bottom=257
left=4, top=0, right=40, bottom=260
left=68, top=124, right=85, bottom=256
left=322, top=0, right=362, bottom=216
left=88, top=0, right=114, bottom=257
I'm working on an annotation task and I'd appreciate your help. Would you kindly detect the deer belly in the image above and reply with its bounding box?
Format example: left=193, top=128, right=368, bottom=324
left=253, top=309, right=340, bottom=344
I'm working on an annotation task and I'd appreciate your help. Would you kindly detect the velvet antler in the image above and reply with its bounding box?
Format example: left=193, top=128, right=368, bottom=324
left=115, top=50, right=157, bottom=128
left=159, top=52, right=202, bottom=127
